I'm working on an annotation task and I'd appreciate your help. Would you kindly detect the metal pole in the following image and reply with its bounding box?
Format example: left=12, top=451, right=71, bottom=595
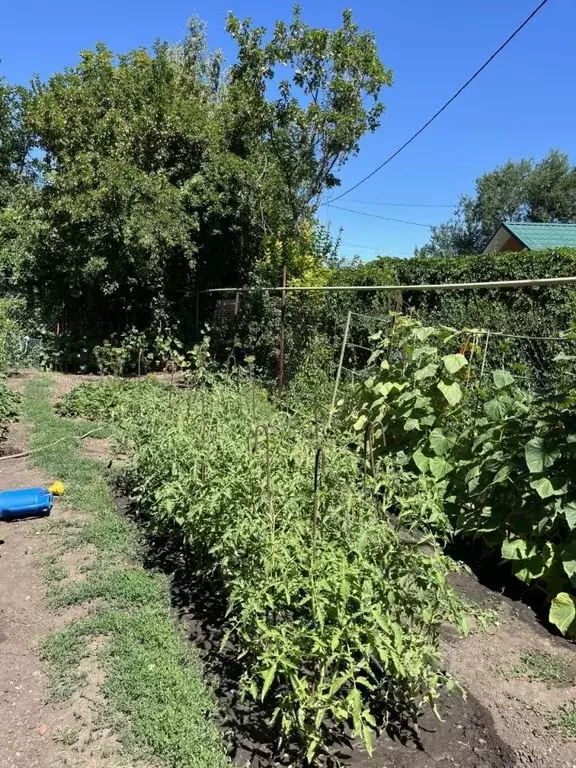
left=278, top=265, right=287, bottom=392
left=198, top=275, right=576, bottom=295
left=328, top=310, right=352, bottom=430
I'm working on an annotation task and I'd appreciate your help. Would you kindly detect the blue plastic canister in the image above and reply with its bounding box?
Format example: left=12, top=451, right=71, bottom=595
left=0, top=487, right=54, bottom=521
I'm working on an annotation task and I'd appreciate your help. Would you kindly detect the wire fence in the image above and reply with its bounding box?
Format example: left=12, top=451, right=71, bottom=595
left=199, top=278, right=576, bottom=399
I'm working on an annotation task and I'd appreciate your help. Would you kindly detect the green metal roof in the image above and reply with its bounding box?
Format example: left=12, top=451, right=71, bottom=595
left=503, top=222, right=576, bottom=250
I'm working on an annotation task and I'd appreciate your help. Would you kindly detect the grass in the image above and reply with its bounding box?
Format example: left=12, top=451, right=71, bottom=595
left=53, top=727, right=80, bottom=746
left=25, top=375, right=230, bottom=768
left=551, top=702, right=576, bottom=739
left=507, top=650, right=573, bottom=684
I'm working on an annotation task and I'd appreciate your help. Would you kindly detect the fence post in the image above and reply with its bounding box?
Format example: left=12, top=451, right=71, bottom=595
left=328, top=310, right=352, bottom=430
left=278, top=265, right=287, bottom=392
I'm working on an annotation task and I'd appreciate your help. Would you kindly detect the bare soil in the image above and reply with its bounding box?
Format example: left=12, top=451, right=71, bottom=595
left=443, top=570, right=576, bottom=768
left=0, top=414, right=133, bottom=766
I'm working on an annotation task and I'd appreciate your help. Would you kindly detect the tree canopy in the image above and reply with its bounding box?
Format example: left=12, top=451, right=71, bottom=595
left=418, top=150, right=576, bottom=256
left=0, top=8, right=390, bottom=364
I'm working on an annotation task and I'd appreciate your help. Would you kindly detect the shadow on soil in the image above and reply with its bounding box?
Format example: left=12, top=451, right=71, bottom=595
left=116, top=488, right=515, bottom=768
left=446, top=536, right=560, bottom=638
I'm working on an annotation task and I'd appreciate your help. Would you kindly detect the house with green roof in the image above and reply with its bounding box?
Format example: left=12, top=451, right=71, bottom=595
left=483, top=221, right=576, bottom=254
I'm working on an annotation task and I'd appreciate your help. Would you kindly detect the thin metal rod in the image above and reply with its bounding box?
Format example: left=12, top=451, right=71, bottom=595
left=199, top=275, right=576, bottom=295
left=480, top=331, right=490, bottom=379
left=278, top=265, right=287, bottom=393
left=328, top=311, right=352, bottom=430
left=347, top=342, right=374, bottom=353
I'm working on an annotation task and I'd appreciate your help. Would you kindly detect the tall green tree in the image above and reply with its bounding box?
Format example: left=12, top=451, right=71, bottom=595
left=0, top=75, right=30, bottom=206
left=0, top=73, right=33, bottom=292
left=226, top=5, right=392, bottom=239
left=21, top=24, right=268, bottom=354
left=418, top=150, right=576, bottom=256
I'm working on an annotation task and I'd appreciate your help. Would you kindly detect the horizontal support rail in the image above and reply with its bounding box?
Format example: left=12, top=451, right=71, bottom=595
left=199, top=275, right=576, bottom=295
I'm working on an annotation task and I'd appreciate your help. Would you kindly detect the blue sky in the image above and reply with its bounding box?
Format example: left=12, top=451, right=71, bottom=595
left=1, top=0, right=573, bottom=259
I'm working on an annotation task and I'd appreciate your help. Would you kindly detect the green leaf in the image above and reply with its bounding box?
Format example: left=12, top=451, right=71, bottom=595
left=501, top=538, right=527, bottom=561
left=437, top=380, right=462, bottom=406
left=491, top=463, right=510, bottom=484
left=261, top=664, right=277, bottom=700
left=562, top=501, right=576, bottom=530
left=484, top=397, right=507, bottom=421
left=530, top=476, right=555, bottom=499
left=429, top=456, right=452, bottom=479
left=442, top=353, right=468, bottom=374
left=353, top=415, right=367, bottom=431
left=525, top=436, right=560, bottom=474
left=549, top=592, right=576, bottom=635
left=492, top=369, right=514, bottom=389
left=560, top=541, right=576, bottom=581
left=412, top=449, right=429, bottom=473
left=429, top=428, right=451, bottom=456
left=404, top=418, right=419, bottom=431
left=413, top=362, right=438, bottom=381
left=412, top=326, right=435, bottom=341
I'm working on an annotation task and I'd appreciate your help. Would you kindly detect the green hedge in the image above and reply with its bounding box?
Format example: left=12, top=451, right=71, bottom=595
left=391, top=249, right=576, bottom=336
left=209, top=248, right=576, bottom=382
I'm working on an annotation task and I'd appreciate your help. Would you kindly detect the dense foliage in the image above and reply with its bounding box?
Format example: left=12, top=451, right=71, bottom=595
left=0, top=300, right=21, bottom=439
left=0, top=9, right=390, bottom=368
left=0, top=379, right=20, bottom=441
left=59, top=374, right=465, bottom=764
left=215, top=248, right=576, bottom=384
left=417, top=150, right=576, bottom=256
left=350, top=316, right=576, bottom=636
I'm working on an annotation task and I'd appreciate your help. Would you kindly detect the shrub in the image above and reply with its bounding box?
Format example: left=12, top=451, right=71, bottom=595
left=0, top=378, right=20, bottom=440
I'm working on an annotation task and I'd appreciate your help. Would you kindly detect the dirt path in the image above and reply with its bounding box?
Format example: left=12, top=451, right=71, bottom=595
left=0, top=391, right=130, bottom=767
left=443, top=571, right=576, bottom=768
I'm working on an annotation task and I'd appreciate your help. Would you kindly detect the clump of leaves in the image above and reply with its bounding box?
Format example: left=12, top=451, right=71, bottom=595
left=350, top=314, right=576, bottom=637
left=551, top=702, right=576, bottom=739
left=509, top=651, right=573, bottom=684
left=56, top=378, right=163, bottom=422
left=0, top=378, right=20, bottom=440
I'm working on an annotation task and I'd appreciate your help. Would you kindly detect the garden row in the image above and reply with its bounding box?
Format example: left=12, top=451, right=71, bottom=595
left=350, top=315, right=576, bottom=635
left=59, top=375, right=467, bottom=764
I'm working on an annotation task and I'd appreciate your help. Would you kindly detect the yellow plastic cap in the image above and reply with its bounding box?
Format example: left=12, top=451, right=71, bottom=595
left=48, top=481, right=65, bottom=496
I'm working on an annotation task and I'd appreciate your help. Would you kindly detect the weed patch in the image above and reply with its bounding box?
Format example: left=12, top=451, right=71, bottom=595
left=508, top=651, right=573, bottom=684
left=551, top=702, right=576, bottom=739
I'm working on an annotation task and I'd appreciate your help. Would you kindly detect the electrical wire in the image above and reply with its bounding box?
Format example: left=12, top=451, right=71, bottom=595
left=344, top=199, right=456, bottom=208
left=328, top=204, right=433, bottom=228
left=330, top=0, right=552, bottom=202
left=341, top=241, right=381, bottom=251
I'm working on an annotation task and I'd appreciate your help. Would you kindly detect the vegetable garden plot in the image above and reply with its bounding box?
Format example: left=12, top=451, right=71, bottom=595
left=59, top=377, right=467, bottom=764
left=57, top=309, right=576, bottom=764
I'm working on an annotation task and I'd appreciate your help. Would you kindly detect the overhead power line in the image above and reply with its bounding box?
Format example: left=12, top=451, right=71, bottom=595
left=345, top=199, right=456, bottom=208
left=330, top=0, right=552, bottom=202
left=341, top=241, right=381, bottom=252
left=328, top=204, right=433, bottom=228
